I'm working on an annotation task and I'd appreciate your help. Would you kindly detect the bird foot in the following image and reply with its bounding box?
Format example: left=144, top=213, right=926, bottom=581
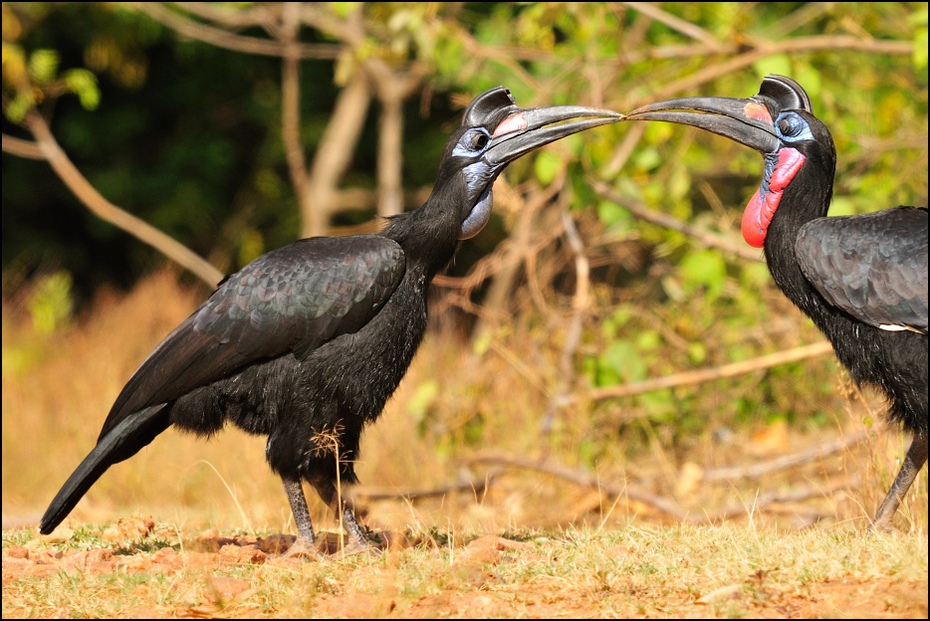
left=327, top=537, right=383, bottom=559
left=866, top=517, right=898, bottom=535
left=281, top=535, right=326, bottom=560
left=313, top=529, right=384, bottom=557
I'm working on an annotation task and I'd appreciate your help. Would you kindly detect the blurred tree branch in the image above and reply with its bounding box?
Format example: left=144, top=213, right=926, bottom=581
left=2, top=134, right=44, bottom=159
left=582, top=341, right=834, bottom=403
left=130, top=2, right=341, bottom=59
left=593, top=180, right=763, bottom=262
left=463, top=448, right=857, bottom=524
left=2, top=105, right=224, bottom=287
left=280, top=2, right=306, bottom=202
left=136, top=2, right=434, bottom=237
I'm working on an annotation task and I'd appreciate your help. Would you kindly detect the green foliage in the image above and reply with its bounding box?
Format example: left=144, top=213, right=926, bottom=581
left=406, top=379, right=440, bottom=429
left=595, top=339, right=648, bottom=386
left=26, top=48, right=58, bottom=84
left=63, top=68, right=100, bottom=110
left=533, top=149, right=562, bottom=185
left=908, top=6, right=929, bottom=70
left=26, top=270, right=73, bottom=336
left=2, top=46, right=100, bottom=121
left=678, top=249, right=727, bottom=302
left=596, top=200, right=634, bottom=234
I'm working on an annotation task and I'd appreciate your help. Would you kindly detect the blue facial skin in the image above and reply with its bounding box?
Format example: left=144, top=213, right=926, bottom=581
left=454, top=127, right=497, bottom=240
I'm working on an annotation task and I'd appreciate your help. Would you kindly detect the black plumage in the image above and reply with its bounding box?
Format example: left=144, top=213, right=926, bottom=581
left=626, top=75, right=928, bottom=531
left=795, top=209, right=928, bottom=334
left=39, top=87, right=621, bottom=551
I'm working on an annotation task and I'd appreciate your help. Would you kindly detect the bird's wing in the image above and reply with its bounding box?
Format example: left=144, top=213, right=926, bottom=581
left=796, top=207, right=928, bottom=334
left=99, top=235, right=406, bottom=438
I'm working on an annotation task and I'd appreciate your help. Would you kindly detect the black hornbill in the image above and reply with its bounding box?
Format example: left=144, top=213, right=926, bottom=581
left=39, top=87, right=621, bottom=551
left=625, top=75, right=928, bottom=532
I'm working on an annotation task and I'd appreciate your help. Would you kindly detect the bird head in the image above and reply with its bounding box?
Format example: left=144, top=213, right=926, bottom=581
left=624, top=75, right=836, bottom=248
left=441, top=86, right=622, bottom=240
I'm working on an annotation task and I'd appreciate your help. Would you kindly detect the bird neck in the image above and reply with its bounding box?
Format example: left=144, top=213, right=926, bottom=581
left=381, top=200, right=462, bottom=280
left=763, top=159, right=836, bottom=321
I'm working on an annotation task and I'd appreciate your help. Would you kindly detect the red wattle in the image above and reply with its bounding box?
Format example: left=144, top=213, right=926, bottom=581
left=741, top=148, right=806, bottom=248
left=742, top=189, right=768, bottom=248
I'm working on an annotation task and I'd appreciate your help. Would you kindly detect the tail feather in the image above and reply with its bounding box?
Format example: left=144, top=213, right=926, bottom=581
left=39, top=405, right=171, bottom=535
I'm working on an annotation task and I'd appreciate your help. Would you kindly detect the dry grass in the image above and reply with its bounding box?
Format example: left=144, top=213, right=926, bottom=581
left=2, top=268, right=928, bottom=617
left=2, top=520, right=927, bottom=618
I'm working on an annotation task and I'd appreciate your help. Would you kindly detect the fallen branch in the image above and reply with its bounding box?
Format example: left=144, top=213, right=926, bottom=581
left=463, top=451, right=690, bottom=521
left=348, top=470, right=500, bottom=503
left=702, top=430, right=870, bottom=482
left=694, top=479, right=857, bottom=524
left=462, top=451, right=856, bottom=525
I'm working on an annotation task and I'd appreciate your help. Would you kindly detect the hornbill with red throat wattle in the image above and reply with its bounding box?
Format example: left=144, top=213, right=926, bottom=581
left=625, top=75, right=927, bottom=532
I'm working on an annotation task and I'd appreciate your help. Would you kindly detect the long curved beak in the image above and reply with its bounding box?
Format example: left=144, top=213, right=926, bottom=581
left=625, top=96, right=781, bottom=154
left=485, top=105, right=623, bottom=166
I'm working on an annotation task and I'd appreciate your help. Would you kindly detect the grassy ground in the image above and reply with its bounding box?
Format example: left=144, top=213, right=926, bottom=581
left=3, top=519, right=927, bottom=618
left=3, top=269, right=928, bottom=618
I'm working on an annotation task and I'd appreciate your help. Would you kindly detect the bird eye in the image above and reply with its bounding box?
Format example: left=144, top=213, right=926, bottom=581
left=777, top=112, right=805, bottom=138
left=463, top=129, right=490, bottom=152
left=470, top=132, right=490, bottom=151
left=452, top=128, right=493, bottom=159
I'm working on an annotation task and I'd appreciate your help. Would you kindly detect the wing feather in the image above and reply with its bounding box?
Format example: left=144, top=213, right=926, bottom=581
left=99, top=235, right=405, bottom=438
left=796, top=207, right=927, bottom=333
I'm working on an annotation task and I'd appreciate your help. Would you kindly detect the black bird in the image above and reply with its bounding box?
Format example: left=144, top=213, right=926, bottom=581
left=39, top=87, right=621, bottom=551
left=625, top=75, right=927, bottom=532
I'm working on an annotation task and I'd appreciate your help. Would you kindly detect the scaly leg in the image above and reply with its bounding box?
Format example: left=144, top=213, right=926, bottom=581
left=870, top=434, right=928, bottom=533
left=282, top=475, right=322, bottom=557
left=341, top=502, right=379, bottom=551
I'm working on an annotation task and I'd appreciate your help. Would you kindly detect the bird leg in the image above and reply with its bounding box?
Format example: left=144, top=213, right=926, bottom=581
left=282, top=475, right=321, bottom=557
left=870, top=433, right=928, bottom=533
left=340, top=502, right=379, bottom=552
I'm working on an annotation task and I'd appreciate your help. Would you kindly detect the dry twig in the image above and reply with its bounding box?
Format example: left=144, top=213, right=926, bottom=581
left=703, top=430, right=871, bottom=482
left=348, top=470, right=501, bottom=504
left=582, top=341, right=834, bottom=403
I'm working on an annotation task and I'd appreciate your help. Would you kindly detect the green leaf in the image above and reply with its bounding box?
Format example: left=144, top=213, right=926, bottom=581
left=28, top=49, right=59, bottom=85
left=63, top=68, right=100, bottom=110
left=596, top=200, right=633, bottom=233
left=599, top=340, right=648, bottom=384
left=635, top=330, right=660, bottom=351
left=679, top=250, right=727, bottom=300
left=330, top=3, right=360, bottom=19
left=27, top=271, right=73, bottom=336
left=913, top=26, right=928, bottom=70
left=4, top=91, right=34, bottom=122
left=534, top=150, right=562, bottom=185
left=632, top=145, right=661, bottom=171
left=827, top=196, right=856, bottom=217
left=688, top=342, right=706, bottom=365
left=752, top=54, right=792, bottom=81
left=406, top=380, right=439, bottom=423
